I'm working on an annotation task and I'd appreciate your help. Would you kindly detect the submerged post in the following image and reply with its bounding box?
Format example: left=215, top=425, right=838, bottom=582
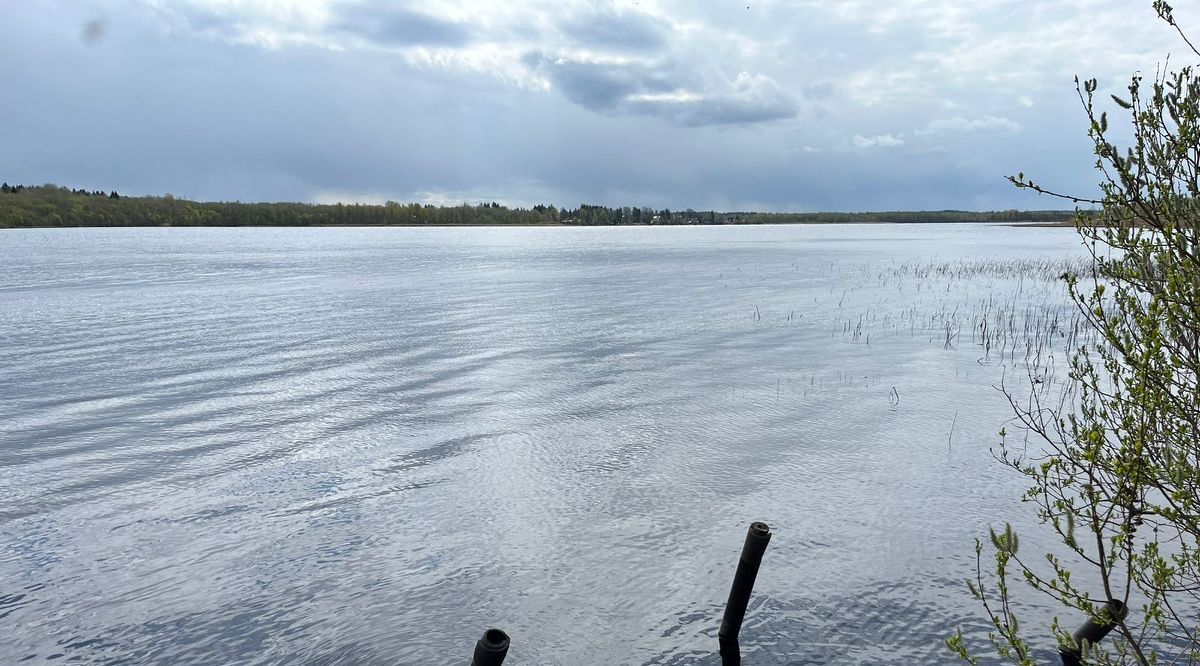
left=1059, top=600, right=1128, bottom=666
left=471, top=628, right=510, bottom=666
left=719, top=521, right=772, bottom=666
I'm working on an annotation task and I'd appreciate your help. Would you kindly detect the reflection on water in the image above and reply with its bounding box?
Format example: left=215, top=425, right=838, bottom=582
left=1, top=224, right=1086, bottom=664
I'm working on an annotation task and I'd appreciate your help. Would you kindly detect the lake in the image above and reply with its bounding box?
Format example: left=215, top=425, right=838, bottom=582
left=1, top=224, right=1088, bottom=664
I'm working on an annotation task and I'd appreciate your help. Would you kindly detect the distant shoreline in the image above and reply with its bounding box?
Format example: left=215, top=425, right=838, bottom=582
left=0, top=183, right=1081, bottom=229
left=0, top=220, right=1081, bottom=230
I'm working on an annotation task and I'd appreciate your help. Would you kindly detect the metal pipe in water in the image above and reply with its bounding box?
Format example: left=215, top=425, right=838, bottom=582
left=719, top=521, right=772, bottom=666
left=1059, top=600, right=1128, bottom=666
left=471, top=628, right=510, bottom=666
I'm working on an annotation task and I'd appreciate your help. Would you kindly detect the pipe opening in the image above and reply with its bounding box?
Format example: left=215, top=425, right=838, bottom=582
left=481, top=629, right=509, bottom=650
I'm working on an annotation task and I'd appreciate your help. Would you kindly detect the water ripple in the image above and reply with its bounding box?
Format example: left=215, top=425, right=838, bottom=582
left=0, top=225, right=1087, bottom=664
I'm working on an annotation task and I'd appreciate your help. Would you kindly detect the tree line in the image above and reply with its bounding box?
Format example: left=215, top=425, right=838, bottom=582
left=0, top=183, right=1076, bottom=229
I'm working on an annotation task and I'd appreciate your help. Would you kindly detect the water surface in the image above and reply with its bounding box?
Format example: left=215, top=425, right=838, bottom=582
left=1, top=224, right=1087, bottom=664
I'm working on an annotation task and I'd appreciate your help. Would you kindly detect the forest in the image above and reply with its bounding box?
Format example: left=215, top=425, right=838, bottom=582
left=0, top=183, right=1077, bottom=228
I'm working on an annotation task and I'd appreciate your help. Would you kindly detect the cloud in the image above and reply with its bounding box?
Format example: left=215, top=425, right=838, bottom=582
left=918, top=115, right=1021, bottom=135
left=524, top=54, right=677, bottom=111
left=558, top=5, right=670, bottom=52
left=802, top=80, right=837, bottom=101
left=852, top=133, right=905, bottom=148
left=311, top=190, right=394, bottom=205
left=142, top=0, right=798, bottom=127
left=0, top=0, right=1182, bottom=211
left=528, top=55, right=797, bottom=126
left=332, top=2, right=473, bottom=47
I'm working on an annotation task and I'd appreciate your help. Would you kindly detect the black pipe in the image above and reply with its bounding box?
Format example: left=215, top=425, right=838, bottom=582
left=471, top=628, right=510, bottom=666
left=1059, top=600, right=1128, bottom=666
left=719, top=521, right=772, bottom=666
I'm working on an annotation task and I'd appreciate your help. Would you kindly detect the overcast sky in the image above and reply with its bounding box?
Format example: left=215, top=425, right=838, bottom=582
left=0, top=1, right=1187, bottom=211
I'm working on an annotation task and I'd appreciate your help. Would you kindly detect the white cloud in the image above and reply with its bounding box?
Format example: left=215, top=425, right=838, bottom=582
left=314, top=179, right=576, bottom=209
left=918, top=115, right=1021, bottom=135
left=1018, top=95, right=1035, bottom=107
left=311, top=190, right=393, bottom=206
left=852, top=133, right=904, bottom=148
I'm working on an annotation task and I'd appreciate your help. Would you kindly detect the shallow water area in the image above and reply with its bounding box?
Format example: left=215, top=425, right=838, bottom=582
left=1, top=224, right=1088, bottom=664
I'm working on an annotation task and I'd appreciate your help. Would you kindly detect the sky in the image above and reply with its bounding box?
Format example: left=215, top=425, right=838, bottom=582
left=0, top=0, right=1188, bottom=211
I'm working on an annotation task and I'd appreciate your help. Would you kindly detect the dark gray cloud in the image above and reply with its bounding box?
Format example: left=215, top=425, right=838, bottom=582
left=524, top=53, right=677, bottom=110
left=526, top=54, right=797, bottom=126
left=558, top=6, right=670, bottom=52
left=334, top=2, right=473, bottom=47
